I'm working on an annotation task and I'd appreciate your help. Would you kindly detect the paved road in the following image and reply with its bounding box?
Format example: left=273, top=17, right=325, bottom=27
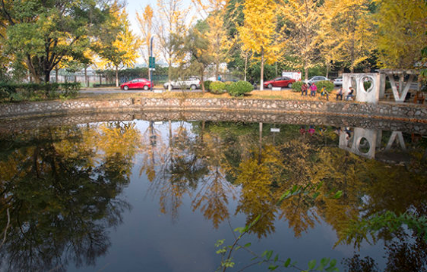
left=79, top=87, right=300, bottom=94
left=79, top=88, right=204, bottom=94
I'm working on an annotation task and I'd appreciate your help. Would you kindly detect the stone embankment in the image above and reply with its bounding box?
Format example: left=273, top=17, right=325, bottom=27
left=0, top=97, right=426, bottom=122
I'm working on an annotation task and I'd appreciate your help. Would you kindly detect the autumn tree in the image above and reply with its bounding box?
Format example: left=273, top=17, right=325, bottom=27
left=279, top=0, right=322, bottom=80
left=0, top=0, right=113, bottom=83
left=156, top=0, right=191, bottom=91
left=192, top=0, right=236, bottom=80
left=136, top=5, right=156, bottom=79
left=181, top=21, right=212, bottom=93
left=238, top=0, right=283, bottom=90
left=374, top=0, right=427, bottom=69
left=93, top=1, right=142, bottom=87
left=320, top=0, right=375, bottom=73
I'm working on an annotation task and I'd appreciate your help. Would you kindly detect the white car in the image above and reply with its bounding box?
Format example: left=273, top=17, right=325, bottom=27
left=307, top=76, right=330, bottom=84
left=333, top=77, right=343, bottom=86
left=163, top=77, right=201, bottom=90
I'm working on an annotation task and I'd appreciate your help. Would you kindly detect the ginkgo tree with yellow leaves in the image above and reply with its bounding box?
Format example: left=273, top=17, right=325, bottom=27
left=93, top=2, right=142, bottom=87
left=374, top=0, right=427, bottom=69
left=156, top=0, right=192, bottom=91
left=192, top=0, right=236, bottom=80
left=238, top=0, right=283, bottom=90
left=279, top=0, right=321, bottom=81
left=319, top=0, right=375, bottom=73
left=136, top=5, right=157, bottom=80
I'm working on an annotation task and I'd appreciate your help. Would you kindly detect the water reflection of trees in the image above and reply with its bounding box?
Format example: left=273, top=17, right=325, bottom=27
left=0, top=122, right=140, bottom=272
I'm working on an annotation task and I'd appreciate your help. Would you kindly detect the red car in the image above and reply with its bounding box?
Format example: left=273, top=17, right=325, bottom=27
left=263, top=76, right=296, bottom=89
left=120, top=78, right=152, bottom=90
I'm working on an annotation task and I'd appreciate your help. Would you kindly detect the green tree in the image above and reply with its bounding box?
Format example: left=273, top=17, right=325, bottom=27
left=0, top=0, right=113, bottom=83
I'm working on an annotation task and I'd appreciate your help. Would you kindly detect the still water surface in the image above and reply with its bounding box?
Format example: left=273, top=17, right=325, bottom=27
left=0, top=117, right=426, bottom=272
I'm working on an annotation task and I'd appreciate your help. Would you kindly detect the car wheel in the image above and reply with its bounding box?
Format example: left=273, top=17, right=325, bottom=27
left=124, top=85, right=129, bottom=91
left=144, top=85, right=149, bottom=90
left=268, top=84, right=272, bottom=89
left=288, top=83, right=292, bottom=88
left=190, top=84, right=197, bottom=90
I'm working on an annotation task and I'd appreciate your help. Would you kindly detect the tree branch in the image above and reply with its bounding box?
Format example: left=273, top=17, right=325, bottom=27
left=0, top=208, right=10, bottom=249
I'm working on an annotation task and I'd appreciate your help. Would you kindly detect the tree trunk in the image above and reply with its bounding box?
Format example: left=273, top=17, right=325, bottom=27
left=115, top=66, right=119, bottom=87
left=260, top=47, right=264, bottom=91
left=168, top=59, right=172, bottom=91
left=84, top=66, right=88, bottom=87
left=244, top=52, right=248, bottom=81
left=200, top=68, right=205, bottom=94
left=55, top=66, right=59, bottom=83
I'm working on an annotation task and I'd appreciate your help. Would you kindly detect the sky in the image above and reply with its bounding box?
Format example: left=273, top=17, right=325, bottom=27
left=124, top=0, right=194, bottom=64
left=125, top=0, right=193, bottom=34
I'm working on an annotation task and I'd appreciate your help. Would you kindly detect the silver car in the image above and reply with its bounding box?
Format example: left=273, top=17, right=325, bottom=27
left=333, top=77, right=343, bottom=86
left=307, top=76, right=330, bottom=84
left=163, top=77, right=201, bottom=90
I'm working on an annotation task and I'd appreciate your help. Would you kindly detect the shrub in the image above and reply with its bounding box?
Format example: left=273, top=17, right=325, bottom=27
left=0, top=83, right=17, bottom=101
left=210, top=81, right=226, bottom=94
left=204, top=80, right=212, bottom=91
left=224, top=81, right=233, bottom=92
left=363, top=81, right=372, bottom=91
left=227, top=81, right=254, bottom=97
left=0, top=82, right=80, bottom=102
left=315, top=80, right=334, bottom=93
left=60, top=82, right=80, bottom=98
left=291, top=81, right=304, bottom=92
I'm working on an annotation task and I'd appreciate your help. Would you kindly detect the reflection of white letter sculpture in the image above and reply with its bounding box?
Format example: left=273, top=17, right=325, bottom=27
left=342, top=73, right=381, bottom=104
left=339, top=128, right=411, bottom=164
left=385, top=131, right=406, bottom=151
left=339, top=128, right=378, bottom=159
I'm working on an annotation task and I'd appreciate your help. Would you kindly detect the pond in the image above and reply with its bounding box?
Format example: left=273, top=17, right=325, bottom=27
left=0, top=113, right=426, bottom=272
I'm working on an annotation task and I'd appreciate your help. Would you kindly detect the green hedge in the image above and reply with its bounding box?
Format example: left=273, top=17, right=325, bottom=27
left=314, top=80, right=334, bottom=93
left=204, top=80, right=212, bottom=91
left=291, top=81, right=304, bottom=92
left=210, top=81, right=226, bottom=94
left=227, top=81, right=254, bottom=97
left=0, top=82, right=80, bottom=102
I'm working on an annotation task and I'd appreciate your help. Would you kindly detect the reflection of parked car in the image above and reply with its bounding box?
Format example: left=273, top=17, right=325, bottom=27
left=307, top=76, right=330, bottom=84
left=120, top=78, right=152, bottom=90
left=163, top=77, right=201, bottom=90
left=263, top=76, right=296, bottom=89
left=333, top=77, right=343, bottom=86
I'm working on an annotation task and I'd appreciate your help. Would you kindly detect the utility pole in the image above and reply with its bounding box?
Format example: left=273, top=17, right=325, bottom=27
left=149, top=37, right=154, bottom=91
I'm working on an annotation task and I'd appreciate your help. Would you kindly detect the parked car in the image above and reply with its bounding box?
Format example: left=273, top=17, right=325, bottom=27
left=120, top=78, right=152, bottom=90
left=163, top=77, right=201, bottom=90
left=263, top=76, right=296, bottom=89
left=307, top=76, right=330, bottom=84
left=333, top=77, right=343, bottom=86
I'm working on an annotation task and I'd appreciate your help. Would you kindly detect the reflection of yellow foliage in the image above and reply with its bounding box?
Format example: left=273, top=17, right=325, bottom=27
left=98, top=122, right=141, bottom=159
left=192, top=178, right=233, bottom=229
left=235, top=158, right=277, bottom=237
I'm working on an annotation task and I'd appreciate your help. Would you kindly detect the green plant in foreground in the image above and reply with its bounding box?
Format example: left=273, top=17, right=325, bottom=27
left=215, top=183, right=342, bottom=272
left=337, top=211, right=427, bottom=250
left=291, top=81, right=304, bottom=92
left=227, top=81, right=253, bottom=97
left=210, top=81, right=226, bottom=94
